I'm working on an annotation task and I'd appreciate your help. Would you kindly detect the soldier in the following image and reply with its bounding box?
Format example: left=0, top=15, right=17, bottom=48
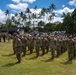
left=63, top=36, right=68, bottom=52
left=56, top=37, right=61, bottom=57
left=67, top=36, right=74, bottom=61
left=49, top=36, right=56, bottom=59
left=12, top=36, right=16, bottom=54
left=44, top=36, right=49, bottom=54
left=12, top=33, right=18, bottom=54
left=15, top=34, right=22, bottom=63
left=20, top=35, right=27, bottom=57
left=35, top=35, right=42, bottom=57
left=27, top=35, right=34, bottom=54
left=41, top=36, right=45, bottom=55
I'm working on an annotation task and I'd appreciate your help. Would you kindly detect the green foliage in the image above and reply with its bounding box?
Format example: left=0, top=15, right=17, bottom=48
left=38, top=21, right=45, bottom=27
left=62, top=9, right=76, bottom=36
left=44, top=22, right=55, bottom=32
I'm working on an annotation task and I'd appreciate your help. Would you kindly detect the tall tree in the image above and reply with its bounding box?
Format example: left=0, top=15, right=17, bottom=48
left=31, top=5, right=38, bottom=30
left=38, top=21, right=45, bottom=28
left=40, top=8, right=46, bottom=19
left=25, top=7, right=31, bottom=22
left=62, top=12, right=75, bottom=36
left=49, top=3, right=56, bottom=12
left=5, top=9, right=10, bottom=33
left=5, top=9, right=10, bottom=19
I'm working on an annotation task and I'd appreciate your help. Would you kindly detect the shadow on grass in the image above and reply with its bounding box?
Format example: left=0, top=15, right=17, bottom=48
left=29, top=56, right=38, bottom=60
left=41, top=58, right=54, bottom=62
left=2, top=53, right=15, bottom=57
left=2, top=62, right=18, bottom=67
left=60, top=60, right=72, bottom=65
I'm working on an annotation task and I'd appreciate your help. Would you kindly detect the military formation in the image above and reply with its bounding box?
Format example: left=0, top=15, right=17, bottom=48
left=12, top=33, right=76, bottom=63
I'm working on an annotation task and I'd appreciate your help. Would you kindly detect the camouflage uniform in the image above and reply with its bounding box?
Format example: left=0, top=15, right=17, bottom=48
left=44, top=37, right=49, bottom=53
left=64, top=38, right=68, bottom=52
left=50, top=38, right=56, bottom=59
left=67, top=39, right=74, bottom=61
left=56, top=38, right=61, bottom=57
left=41, top=37, right=45, bottom=55
left=27, top=37, right=34, bottom=54
left=21, top=36, right=27, bottom=56
left=60, top=39, right=64, bottom=54
left=15, top=36, right=22, bottom=63
left=12, top=37, right=16, bottom=54
left=35, top=37, right=42, bottom=57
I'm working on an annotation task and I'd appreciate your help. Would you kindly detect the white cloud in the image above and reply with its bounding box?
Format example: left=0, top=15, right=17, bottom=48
left=12, top=0, right=20, bottom=3
left=0, top=9, right=15, bottom=23
left=54, top=7, right=74, bottom=15
left=69, top=0, right=76, bottom=6
left=12, top=0, right=36, bottom=3
left=29, top=8, right=63, bottom=23
left=30, top=8, right=41, bottom=14
left=8, top=3, right=28, bottom=11
left=0, top=9, right=7, bottom=23
left=51, top=17, right=63, bottom=23
left=52, top=7, right=74, bottom=23
left=22, top=0, right=36, bottom=3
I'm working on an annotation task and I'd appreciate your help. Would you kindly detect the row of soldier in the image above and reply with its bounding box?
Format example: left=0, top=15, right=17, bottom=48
left=12, top=33, right=76, bottom=63
left=0, top=33, right=12, bottom=42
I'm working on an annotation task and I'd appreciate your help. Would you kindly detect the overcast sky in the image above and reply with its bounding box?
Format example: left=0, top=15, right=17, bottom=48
left=0, top=0, right=76, bottom=23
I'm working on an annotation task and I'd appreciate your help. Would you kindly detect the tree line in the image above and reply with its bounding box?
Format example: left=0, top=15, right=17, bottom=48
left=0, top=4, right=76, bottom=36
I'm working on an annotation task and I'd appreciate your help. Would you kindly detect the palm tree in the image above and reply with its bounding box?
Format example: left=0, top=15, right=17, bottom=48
left=31, top=13, right=36, bottom=30
left=40, top=8, right=46, bottom=19
left=34, top=5, right=37, bottom=11
left=33, top=5, right=37, bottom=28
left=19, top=11, right=24, bottom=29
left=11, top=16, right=15, bottom=25
left=22, top=14, right=27, bottom=27
left=14, top=13, right=21, bottom=29
left=25, top=7, right=31, bottom=22
left=48, top=12, right=56, bottom=21
left=15, top=13, right=18, bottom=17
left=5, top=9, right=10, bottom=33
left=38, top=21, right=45, bottom=28
left=5, top=9, right=10, bottom=19
left=49, top=3, right=56, bottom=12
left=19, top=12, right=23, bottom=19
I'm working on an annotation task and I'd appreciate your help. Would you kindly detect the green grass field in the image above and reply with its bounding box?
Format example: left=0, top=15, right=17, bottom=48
left=0, top=40, right=76, bottom=75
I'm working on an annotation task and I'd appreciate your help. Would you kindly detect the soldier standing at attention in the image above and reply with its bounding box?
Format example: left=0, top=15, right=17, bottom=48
left=44, top=36, right=49, bottom=54
left=15, top=34, right=22, bottom=63
left=49, top=36, right=56, bottom=59
left=67, top=36, right=74, bottom=61
left=41, top=36, right=45, bottom=55
left=56, top=37, right=61, bottom=57
left=20, top=35, right=27, bottom=57
left=35, top=35, right=42, bottom=57
left=12, top=35, right=16, bottom=54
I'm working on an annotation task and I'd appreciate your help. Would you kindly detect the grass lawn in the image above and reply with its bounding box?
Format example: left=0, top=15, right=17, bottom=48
left=0, top=41, right=76, bottom=75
